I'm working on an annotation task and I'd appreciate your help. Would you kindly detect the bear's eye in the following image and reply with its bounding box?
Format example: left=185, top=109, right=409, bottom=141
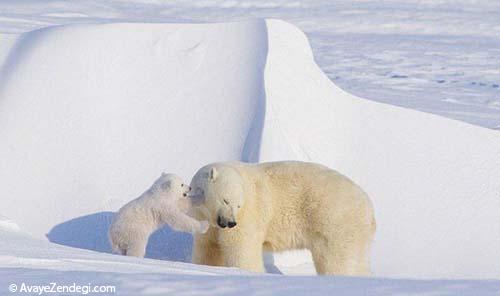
left=181, top=184, right=184, bottom=187
left=223, top=199, right=229, bottom=205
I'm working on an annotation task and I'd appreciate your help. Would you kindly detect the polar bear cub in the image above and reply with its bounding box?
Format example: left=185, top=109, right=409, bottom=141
left=109, top=173, right=209, bottom=257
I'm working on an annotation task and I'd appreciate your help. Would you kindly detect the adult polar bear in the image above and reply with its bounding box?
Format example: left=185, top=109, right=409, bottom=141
left=190, top=161, right=376, bottom=275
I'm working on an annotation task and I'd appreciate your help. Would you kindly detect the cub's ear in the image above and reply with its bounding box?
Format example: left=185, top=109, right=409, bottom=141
left=209, top=167, right=218, bottom=181
left=160, top=180, right=171, bottom=191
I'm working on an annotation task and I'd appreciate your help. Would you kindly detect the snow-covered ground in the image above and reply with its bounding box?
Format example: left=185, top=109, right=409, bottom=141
left=1, top=1, right=500, bottom=295
left=2, top=227, right=500, bottom=296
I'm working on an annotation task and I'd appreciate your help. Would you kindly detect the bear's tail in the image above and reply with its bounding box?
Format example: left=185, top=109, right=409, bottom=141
left=371, top=213, right=376, bottom=232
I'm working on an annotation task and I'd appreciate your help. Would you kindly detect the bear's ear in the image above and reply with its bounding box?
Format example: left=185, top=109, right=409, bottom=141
left=161, top=172, right=167, bottom=177
left=209, top=167, right=218, bottom=181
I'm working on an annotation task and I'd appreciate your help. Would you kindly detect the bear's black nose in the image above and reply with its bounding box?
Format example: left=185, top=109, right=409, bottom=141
left=227, top=221, right=237, bottom=228
left=183, top=193, right=187, bottom=197
left=217, top=216, right=227, bottom=228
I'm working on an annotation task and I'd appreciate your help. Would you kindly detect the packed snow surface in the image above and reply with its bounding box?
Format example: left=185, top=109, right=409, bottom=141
left=1, top=1, right=500, bottom=295
left=2, top=228, right=500, bottom=296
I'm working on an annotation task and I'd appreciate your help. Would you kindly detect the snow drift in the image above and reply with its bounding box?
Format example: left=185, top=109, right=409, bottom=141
left=1, top=19, right=500, bottom=281
left=0, top=20, right=267, bottom=236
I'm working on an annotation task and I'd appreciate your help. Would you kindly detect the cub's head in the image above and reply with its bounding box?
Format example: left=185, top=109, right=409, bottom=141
left=190, top=165, right=244, bottom=229
left=152, top=173, right=191, bottom=197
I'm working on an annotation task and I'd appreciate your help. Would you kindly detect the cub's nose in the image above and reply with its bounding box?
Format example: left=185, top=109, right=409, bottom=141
left=227, top=221, right=237, bottom=228
left=183, top=193, right=187, bottom=197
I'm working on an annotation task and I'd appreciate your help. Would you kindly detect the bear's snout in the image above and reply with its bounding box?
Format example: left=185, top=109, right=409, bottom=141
left=217, top=216, right=227, bottom=228
left=217, top=216, right=237, bottom=229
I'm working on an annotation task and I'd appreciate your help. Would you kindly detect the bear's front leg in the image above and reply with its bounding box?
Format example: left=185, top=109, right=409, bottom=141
left=220, top=236, right=265, bottom=273
left=192, top=234, right=224, bottom=267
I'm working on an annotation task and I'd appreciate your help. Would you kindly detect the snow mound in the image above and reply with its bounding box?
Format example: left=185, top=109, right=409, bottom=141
left=0, top=20, right=267, bottom=237
left=1, top=19, right=500, bottom=280
left=262, top=20, right=500, bottom=279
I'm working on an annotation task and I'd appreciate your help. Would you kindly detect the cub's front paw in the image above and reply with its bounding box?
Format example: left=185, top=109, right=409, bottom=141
left=199, top=221, right=209, bottom=233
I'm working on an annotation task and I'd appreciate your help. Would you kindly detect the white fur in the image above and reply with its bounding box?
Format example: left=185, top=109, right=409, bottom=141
left=190, top=161, right=376, bottom=275
left=108, top=173, right=209, bottom=257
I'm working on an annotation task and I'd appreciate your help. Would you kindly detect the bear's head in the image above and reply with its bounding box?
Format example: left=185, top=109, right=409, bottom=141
left=151, top=173, right=191, bottom=198
left=190, top=165, right=244, bottom=229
